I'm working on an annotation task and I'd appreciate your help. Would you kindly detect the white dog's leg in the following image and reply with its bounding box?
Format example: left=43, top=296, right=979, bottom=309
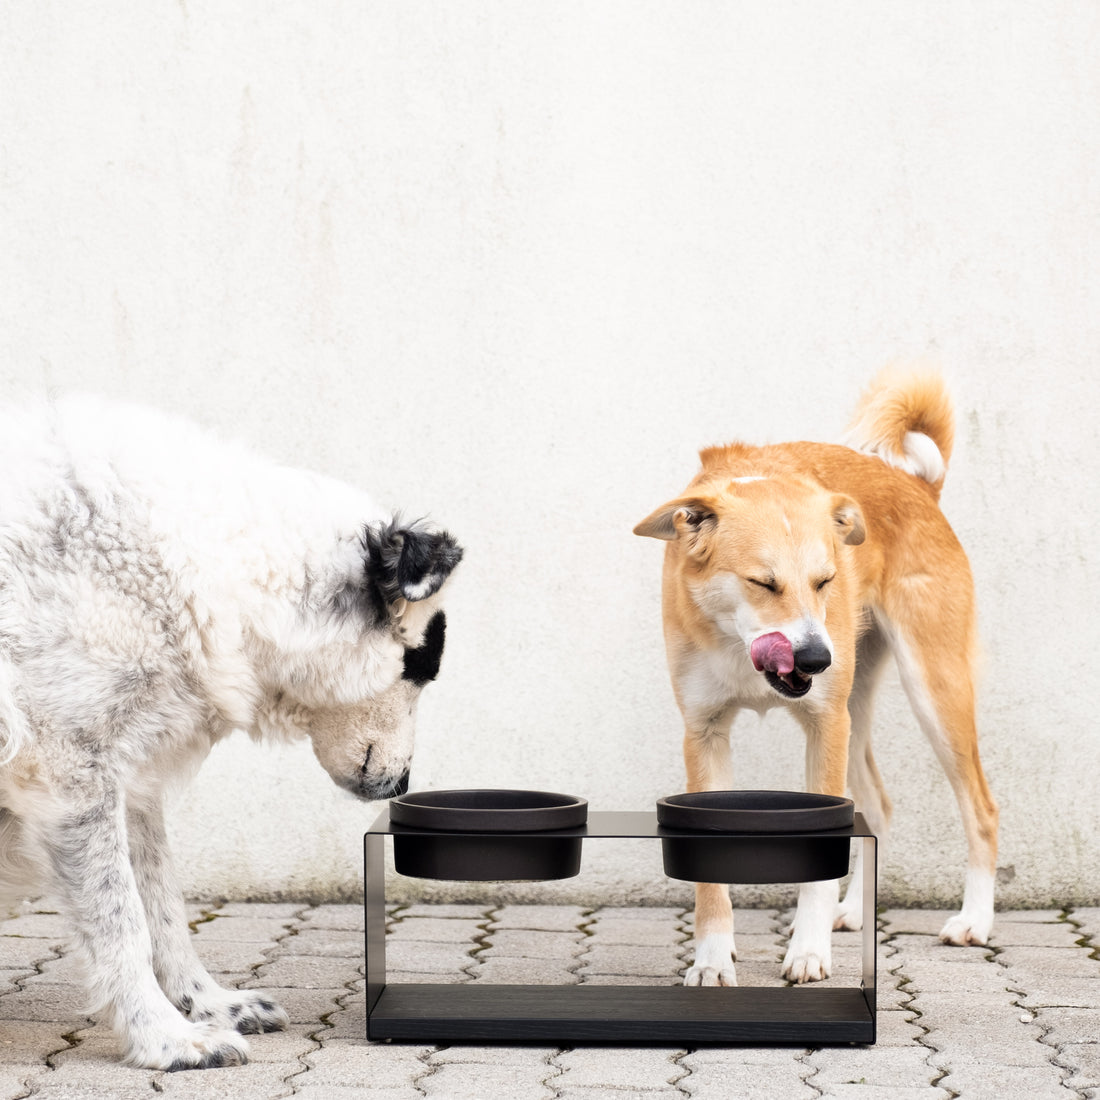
left=39, top=783, right=249, bottom=1070
left=782, top=878, right=839, bottom=983
left=128, top=799, right=289, bottom=1036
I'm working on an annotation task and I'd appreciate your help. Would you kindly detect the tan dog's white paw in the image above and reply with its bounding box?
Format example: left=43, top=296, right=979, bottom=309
left=939, top=912, right=991, bottom=946
left=833, top=898, right=863, bottom=931
left=781, top=948, right=830, bottom=984
left=684, top=932, right=737, bottom=987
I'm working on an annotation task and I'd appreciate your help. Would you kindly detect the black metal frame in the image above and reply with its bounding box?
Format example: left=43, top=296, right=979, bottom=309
left=364, top=809, right=877, bottom=1044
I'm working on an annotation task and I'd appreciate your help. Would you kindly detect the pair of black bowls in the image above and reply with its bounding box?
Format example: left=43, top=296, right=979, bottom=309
left=387, top=788, right=854, bottom=885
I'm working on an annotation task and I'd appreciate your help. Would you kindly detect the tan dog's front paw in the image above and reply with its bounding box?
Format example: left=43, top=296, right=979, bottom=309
left=781, top=949, right=830, bottom=984
left=685, top=932, right=737, bottom=986
left=684, top=962, right=738, bottom=986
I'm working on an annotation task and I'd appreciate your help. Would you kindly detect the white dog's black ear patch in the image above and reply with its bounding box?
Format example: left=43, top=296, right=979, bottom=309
left=358, top=518, right=463, bottom=619
left=402, top=610, right=446, bottom=685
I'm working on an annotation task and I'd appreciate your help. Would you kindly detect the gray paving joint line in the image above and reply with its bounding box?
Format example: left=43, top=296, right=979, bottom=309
left=878, top=917, right=957, bottom=1096
left=882, top=909, right=1095, bottom=1100
left=1019, top=910, right=1094, bottom=1100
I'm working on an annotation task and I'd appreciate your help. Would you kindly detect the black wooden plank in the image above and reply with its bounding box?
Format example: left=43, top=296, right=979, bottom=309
left=367, top=984, right=874, bottom=1044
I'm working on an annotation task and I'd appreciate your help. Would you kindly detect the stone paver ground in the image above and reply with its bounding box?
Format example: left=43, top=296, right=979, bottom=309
left=1, top=903, right=1097, bottom=1098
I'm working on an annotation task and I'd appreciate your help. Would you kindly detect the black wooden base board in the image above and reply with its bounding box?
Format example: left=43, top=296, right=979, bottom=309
left=367, top=983, right=875, bottom=1044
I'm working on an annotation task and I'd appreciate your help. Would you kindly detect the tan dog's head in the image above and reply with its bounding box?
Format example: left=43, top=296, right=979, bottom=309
left=635, top=475, right=865, bottom=699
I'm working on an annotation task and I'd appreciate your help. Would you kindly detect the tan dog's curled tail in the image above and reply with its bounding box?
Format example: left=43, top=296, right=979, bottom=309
left=843, top=368, right=955, bottom=496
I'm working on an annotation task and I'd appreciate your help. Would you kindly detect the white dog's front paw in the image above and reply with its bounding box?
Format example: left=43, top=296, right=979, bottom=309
left=684, top=932, right=737, bottom=987
left=188, top=987, right=289, bottom=1035
left=123, top=1017, right=250, bottom=1071
left=939, top=912, right=991, bottom=947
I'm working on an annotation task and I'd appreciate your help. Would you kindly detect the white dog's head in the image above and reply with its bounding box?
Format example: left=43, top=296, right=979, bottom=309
left=253, top=517, right=462, bottom=800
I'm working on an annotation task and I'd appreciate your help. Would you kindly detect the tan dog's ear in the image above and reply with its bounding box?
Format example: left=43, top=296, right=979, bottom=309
left=831, top=495, right=866, bottom=546
left=634, top=497, right=716, bottom=541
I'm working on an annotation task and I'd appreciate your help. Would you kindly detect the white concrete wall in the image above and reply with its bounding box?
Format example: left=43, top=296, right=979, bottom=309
left=2, top=2, right=1097, bottom=908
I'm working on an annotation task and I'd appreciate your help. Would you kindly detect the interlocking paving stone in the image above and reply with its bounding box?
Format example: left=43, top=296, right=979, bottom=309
left=383, top=970, right=469, bottom=985
left=419, top=1063, right=557, bottom=1098
left=471, top=957, right=579, bottom=984
left=999, top=943, right=1100, bottom=972
left=803, top=1089, right=949, bottom=1099
left=429, top=1045, right=559, bottom=1064
left=579, top=973, right=682, bottom=986
left=554, top=1047, right=690, bottom=1089
left=0, top=939, right=59, bottom=970
left=190, top=916, right=296, bottom=942
left=923, top=1024, right=1052, bottom=1067
left=480, top=929, right=584, bottom=959
left=1, top=1068, right=49, bottom=1100
left=1058, top=1040, right=1100, bottom=1092
left=1071, top=907, right=1100, bottom=938
left=249, top=955, right=358, bottom=990
left=991, top=921, right=1084, bottom=947
left=383, top=940, right=476, bottom=974
left=576, top=943, right=683, bottom=977
left=486, top=906, right=590, bottom=932
left=1034, top=1005, right=1100, bottom=1045
left=385, top=918, right=486, bottom=943
left=298, top=905, right=364, bottom=931
left=300, top=1042, right=434, bottom=1088
left=553, top=1090, right=685, bottom=1100
left=258, top=986, right=347, bottom=1024
left=0, top=1021, right=76, bottom=1063
left=192, top=940, right=274, bottom=973
left=271, top=929, right=363, bottom=957
left=1020, top=980, right=1100, bottom=1009
left=597, top=907, right=685, bottom=922
left=2, top=904, right=1098, bottom=1098
left=205, top=903, right=306, bottom=920
left=292, top=1089, right=423, bottom=1100
left=807, top=1045, right=947, bottom=1089
left=153, top=1062, right=305, bottom=1097
left=936, top=1062, right=1075, bottom=1098
left=0, top=986, right=92, bottom=1024
left=397, top=904, right=490, bottom=920
left=679, top=1047, right=816, bottom=1099
left=0, top=913, right=70, bottom=940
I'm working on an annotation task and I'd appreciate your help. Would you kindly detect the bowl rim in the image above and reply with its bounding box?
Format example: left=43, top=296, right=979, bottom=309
left=389, top=787, right=589, bottom=832
left=656, top=789, right=854, bottom=833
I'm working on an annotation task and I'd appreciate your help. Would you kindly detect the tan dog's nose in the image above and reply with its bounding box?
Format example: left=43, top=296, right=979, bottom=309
left=794, top=640, right=832, bottom=676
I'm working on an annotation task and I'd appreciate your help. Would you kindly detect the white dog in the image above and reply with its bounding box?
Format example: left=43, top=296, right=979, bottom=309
left=0, top=395, right=462, bottom=1070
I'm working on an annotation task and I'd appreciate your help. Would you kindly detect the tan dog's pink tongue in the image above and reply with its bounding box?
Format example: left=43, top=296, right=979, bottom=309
left=751, top=632, right=795, bottom=675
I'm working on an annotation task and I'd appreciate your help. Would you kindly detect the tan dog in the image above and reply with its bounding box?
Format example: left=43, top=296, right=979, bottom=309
left=635, top=371, right=997, bottom=986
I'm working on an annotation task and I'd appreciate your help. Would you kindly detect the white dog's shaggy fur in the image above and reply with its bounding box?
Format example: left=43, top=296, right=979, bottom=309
left=0, top=395, right=462, bottom=1070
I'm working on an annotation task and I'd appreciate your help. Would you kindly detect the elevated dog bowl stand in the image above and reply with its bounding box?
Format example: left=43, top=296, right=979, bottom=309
left=364, top=810, right=877, bottom=1045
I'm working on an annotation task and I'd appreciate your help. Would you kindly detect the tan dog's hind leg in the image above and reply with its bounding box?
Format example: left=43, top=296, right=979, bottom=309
left=890, top=626, right=998, bottom=946
left=783, top=700, right=852, bottom=983
left=682, top=711, right=738, bottom=987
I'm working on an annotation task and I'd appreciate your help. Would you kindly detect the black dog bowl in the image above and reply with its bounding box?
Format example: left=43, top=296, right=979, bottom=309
left=657, top=790, right=854, bottom=884
left=389, top=789, right=587, bottom=882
